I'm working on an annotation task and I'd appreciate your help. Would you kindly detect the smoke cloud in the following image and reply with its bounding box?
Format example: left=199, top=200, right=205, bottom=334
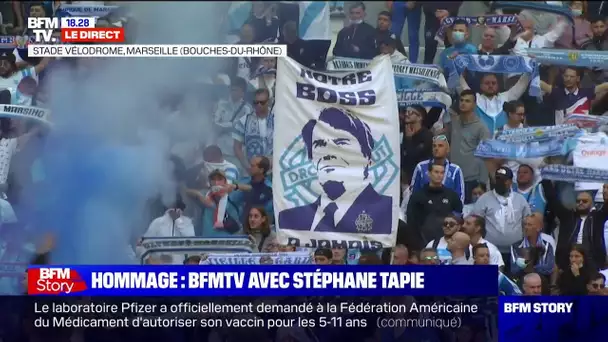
left=20, top=2, right=225, bottom=264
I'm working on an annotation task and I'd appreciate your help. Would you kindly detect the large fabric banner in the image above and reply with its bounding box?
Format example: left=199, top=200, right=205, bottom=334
left=274, top=56, right=400, bottom=249
left=199, top=252, right=313, bottom=265
left=138, top=236, right=256, bottom=265
left=326, top=57, right=447, bottom=90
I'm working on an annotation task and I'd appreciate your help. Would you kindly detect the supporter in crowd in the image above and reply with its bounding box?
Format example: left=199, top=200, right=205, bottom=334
left=332, top=2, right=376, bottom=59
left=142, top=199, right=194, bottom=238
left=233, top=155, right=273, bottom=223
left=230, top=23, right=256, bottom=80
left=407, top=162, right=463, bottom=248
left=331, top=248, right=346, bottom=265
left=554, top=244, right=596, bottom=295
left=472, top=243, right=490, bottom=265
left=313, top=248, right=333, bottom=265
left=459, top=69, right=530, bottom=135
left=411, top=135, right=465, bottom=203
left=510, top=214, right=556, bottom=285
left=400, top=105, right=433, bottom=183
left=377, top=36, right=408, bottom=63
left=463, top=183, right=486, bottom=218
left=554, top=1, right=591, bottom=49
left=425, top=214, right=463, bottom=264
left=212, top=77, right=253, bottom=166
left=281, top=21, right=316, bottom=69
left=243, top=206, right=274, bottom=252
left=422, top=2, right=463, bottom=64
left=419, top=248, right=440, bottom=265
left=201, top=145, right=240, bottom=184
left=233, top=88, right=274, bottom=171
left=386, top=1, right=420, bottom=62
left=448, top=231, right=473, bottom=265
left=512, top=12, right=567, bottom=57
left=513, top=164, right=546, bottom=214
left=462, top=214, right=504, bottom=267
left=375, top=11, right=406, bottom=55
left=250, top=57, right=277, bottom=102
left=438, top=19, right=477, bottom=75
left=522, top=273, right=543, bottom=296
left=185, top=170, right=244, bottom=237
left=541, top=66, right=608, bottom=124
left=392, top=244, right=409, bottom=265
left=473, top=167, right=532, bottom=265
left=582, top=16, right=608, bottom=85
left=544, top=183, right=608, bottom=271
left=247, top=2, right=279, bottom=43
left=587, top=272, right=606, bottom=295
left=478, top=26, right=519, bottom=56
left=448, top=90, right=490, bottom=203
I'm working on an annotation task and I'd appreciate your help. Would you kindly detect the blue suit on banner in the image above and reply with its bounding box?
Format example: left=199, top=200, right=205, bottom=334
left=278, top=107, right=393, bottom=234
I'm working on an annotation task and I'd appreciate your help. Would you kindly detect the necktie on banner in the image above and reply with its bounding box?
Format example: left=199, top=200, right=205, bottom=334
left=448, top=55, right=540, bottom=97
left=397, top=89, right=453, bottom=111
left=199, top=251, right=313, bottom=265
left=540, top=165, right=608, bottom=183
left=495, top=124, right=582, bottom=143
left=326, top=57, right=447, bottom=89
left=436, top=15, right=523, bottom=41
left=527, top=48, right=608, bottom=69
left=490, top=1, right=575, bottom=25
left=474, top=138, right=564, bottom=159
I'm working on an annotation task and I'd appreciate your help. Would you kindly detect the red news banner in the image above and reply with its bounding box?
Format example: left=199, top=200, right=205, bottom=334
left=61, top=28, right=124, bottom=43
left=28, top=268, right=87, bottom=295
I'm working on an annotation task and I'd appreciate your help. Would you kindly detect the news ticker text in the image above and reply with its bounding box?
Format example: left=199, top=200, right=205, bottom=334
left=32, top=300, right=478, bottom=329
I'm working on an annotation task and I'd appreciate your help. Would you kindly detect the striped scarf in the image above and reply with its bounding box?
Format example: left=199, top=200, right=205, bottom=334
left=540, top=165, right=608, bottom=183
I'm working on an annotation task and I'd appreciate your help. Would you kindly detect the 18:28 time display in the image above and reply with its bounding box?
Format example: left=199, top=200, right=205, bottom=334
left=64, top=18, right=91, bottom=28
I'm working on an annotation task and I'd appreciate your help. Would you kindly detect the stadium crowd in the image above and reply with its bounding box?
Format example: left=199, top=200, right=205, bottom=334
left=1, top=0, right=608, bottom=298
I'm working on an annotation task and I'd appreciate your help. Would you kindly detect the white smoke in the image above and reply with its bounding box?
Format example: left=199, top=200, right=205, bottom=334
left=37, top=2, right=226, bottom=263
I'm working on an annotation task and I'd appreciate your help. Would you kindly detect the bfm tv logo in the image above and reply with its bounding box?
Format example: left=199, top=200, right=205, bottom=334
left=27, top=268, right=88, bottom=295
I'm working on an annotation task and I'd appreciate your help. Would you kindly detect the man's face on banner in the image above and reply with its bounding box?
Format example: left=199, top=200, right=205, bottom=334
left=311, top=121, right=369, bottom=199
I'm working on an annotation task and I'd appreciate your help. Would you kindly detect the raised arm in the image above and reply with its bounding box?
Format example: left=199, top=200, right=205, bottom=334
left=540, top=80, right=553, bottom=94
left=504, top=73, right=530, bottom=101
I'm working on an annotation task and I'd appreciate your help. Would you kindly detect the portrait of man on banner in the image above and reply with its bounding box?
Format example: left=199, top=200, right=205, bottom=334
left=278, top=107, right=392, bottom=234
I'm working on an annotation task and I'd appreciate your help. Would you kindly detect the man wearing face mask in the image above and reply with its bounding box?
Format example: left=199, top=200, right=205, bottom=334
left=332, top=2, right=377, bottom=59
left=510, top=214, right=555, bottom=280
left=472, top=167, right=531, bottom=264
left=582, top=16, right=608, bottom=85
left=438, top=19, right=477, bottom=76
left=542, top=182, right=608, bottom=271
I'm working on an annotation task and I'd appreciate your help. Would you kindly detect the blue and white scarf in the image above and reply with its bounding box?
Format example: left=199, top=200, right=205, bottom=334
left=527, top=49, right=608, bottom=69
left=448, top=55, right=540, bottom=97
left=397, top=89, right=452, bottom=111
left=326, top=57, right=447, bottom=89
left=565, top=114, right=608, bottom=130
left=252, top=66, right=277, bottom=79
left=541, top=165, right=608, bottom=183
left=436, top=15, right=523, bottom=41
left=475, top=138, right=564, bottom=159
left=495, top=124, right=582, bottom=143
left=491, top=1, right=574, bottom=25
